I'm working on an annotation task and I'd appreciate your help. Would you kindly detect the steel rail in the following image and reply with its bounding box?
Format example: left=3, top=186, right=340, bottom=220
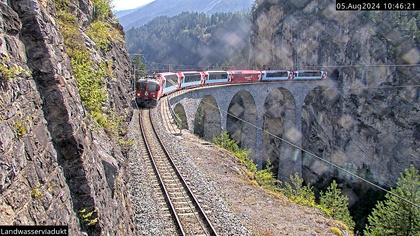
left=140, top=109, right=219, bottom=235
left=139, top=110, right=185, bottom=235
left=147, top=109, right=219, bottom=236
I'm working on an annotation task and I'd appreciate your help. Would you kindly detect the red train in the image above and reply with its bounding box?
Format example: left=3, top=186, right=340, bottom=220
left=135, top=77, right=161, bottom=107
left=135, top=69, right=327, bottom=107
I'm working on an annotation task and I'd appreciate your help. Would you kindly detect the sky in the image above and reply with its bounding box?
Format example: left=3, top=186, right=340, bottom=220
left=112, top=0, right=155, bottom=11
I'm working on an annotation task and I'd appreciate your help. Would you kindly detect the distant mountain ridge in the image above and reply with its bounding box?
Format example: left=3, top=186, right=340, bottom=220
left=117, top=0, right=254, bottom=30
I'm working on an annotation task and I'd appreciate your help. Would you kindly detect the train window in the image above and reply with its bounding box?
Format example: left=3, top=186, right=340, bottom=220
left=136, top=81, right=147, bottom=90
left=266, top=71, right=288, bottom=77
left=183, top=73, right=202, bottom=83
left=165, top=75, right=178, bottom=88
left=147, top=83, right=159, bottom=92
left=298, top=71, right=321, bottom=77
left=208, top=72, right=228, bottom=80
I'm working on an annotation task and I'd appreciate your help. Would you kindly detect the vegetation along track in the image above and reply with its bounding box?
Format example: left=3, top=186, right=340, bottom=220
left=139, top=109, right=218, bottom=236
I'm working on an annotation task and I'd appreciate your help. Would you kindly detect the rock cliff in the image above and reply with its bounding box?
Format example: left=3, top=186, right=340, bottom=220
left=251, top=0, right=419, bottom=229
left=0, top=0, right=135, bottom=235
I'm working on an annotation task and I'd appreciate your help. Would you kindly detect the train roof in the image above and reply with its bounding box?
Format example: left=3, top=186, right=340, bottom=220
left=205, top=70, right=228, bottom=73
left=228, top=70, right=261, bottom=74
left=136, top=78, right=160, bottom=84
left=262, top=70, right=290, bottom=73
left=178, top=71, right=203, bottom=74
left=294, top=70, right=325, bottom=72
left=157, top=72, right=178, bottom=77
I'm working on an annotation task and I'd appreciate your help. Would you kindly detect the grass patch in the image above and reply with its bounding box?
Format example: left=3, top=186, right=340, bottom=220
left=330, top=227, right=343, bottom=236
left=79, top=208, right=98, bottom=226
left=86, top=21, right=123, bottom=51
left=31, top=185, right=43, bottom=199
left=14, top=120, right=28, bottom=138
left=92, top=0, right=112, bottom=21
left=0, top=55, right=31, bottom=81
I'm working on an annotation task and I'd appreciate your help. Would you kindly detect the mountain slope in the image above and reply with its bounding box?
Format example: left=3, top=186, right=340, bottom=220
left=118, top=0, right=254, bottom=29
left=126, top=12, right=251, bottom=70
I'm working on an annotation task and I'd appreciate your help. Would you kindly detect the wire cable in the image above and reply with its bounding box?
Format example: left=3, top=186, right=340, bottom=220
left=143, top=60, right=420, bottom=71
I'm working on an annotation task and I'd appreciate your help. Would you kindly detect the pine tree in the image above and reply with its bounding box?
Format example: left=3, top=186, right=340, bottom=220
left=132, top=55, right=147, bottom=79
left=320, top=180, right=355, bottom=230
left=364, top=165, right=420, bottom=236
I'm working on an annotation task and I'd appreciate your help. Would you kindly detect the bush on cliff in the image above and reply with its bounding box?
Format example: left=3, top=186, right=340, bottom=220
left=54, top=0, right=122, bottom=136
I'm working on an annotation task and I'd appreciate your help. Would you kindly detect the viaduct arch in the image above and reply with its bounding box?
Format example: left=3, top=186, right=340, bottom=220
left=169, top=80, right=332, bottom=179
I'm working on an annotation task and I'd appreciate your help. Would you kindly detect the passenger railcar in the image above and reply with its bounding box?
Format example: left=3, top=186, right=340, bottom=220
left=135, top=78, right=161, bottom=107
left=261, top=70, right=293, bottom=81
left=157, top=72, right=181, bottom=95
left=228, top=70, right=262, bottom=84
left=204, top=71, right=229, bottom=85
left=179, top=71, right=205, bottom=89
left=293, top=70, right=327, bottom=80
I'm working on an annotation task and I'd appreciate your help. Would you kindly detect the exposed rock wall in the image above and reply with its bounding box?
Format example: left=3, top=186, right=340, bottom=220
left=0, top=0, right=134, bottom=235
left=251, top=0, right=419, bottom=229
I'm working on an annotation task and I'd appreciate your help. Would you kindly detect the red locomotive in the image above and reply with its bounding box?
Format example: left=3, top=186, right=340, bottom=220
left=135, top=78, right=161, bottom=107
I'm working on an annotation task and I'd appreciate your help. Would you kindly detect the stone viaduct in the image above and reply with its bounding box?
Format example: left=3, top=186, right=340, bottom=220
left=168, top=80, right=333, bottom=180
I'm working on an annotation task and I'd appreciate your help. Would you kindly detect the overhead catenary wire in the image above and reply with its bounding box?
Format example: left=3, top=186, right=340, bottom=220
left=196, top=97, right=420, bottom=209
left=143, top=61, right=420, bottom=72
left=301, top=63, right=420, bottom=68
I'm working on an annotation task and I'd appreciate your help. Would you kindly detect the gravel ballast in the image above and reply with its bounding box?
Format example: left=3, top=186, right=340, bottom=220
left=126, top=110, right=168, bottom=236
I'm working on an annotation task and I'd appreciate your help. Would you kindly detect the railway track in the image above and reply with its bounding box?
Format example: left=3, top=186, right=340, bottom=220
left=139, top=109, right=218, bottom=236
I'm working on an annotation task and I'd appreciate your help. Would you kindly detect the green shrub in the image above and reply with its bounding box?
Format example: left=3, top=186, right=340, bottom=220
left=86, top=21, right=123, bottom=51
left=280, top=173, right=316, bottom=207
left=118, top=138, right=135, bottom=149
left=53, top=0, right=71, bottom=10
left=213, top=132, right=257, bottom=173
left=320, top=180, right=355, bottom=230
left=0, top=55, right=31, bottom=80
left=31, top=185, right=43, bottom=199
left=213, top=132, right=275, bottom=185
left=79, top=208, right=98, bottom=226
left=92, top=0, right=112, bottom=20
left=330, top=227, right=343, bottom=236
left=256, top=161, right=276, bottom=187
left=364, top=165, right=420, bottom=236
left=14, top=120, right=28, bottom=138
left=213, top=131, right=240, bottom=151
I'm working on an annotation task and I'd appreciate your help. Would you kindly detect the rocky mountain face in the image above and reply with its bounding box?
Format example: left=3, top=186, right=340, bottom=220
left=0, top=0, right=135, bottom=235
left=117, top=0, right=255, bottom=30
left=251, top=0, right=419, bottom=229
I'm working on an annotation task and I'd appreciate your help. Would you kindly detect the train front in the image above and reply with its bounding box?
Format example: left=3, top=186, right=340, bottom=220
left=135, top=78, right=161, bottom=108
